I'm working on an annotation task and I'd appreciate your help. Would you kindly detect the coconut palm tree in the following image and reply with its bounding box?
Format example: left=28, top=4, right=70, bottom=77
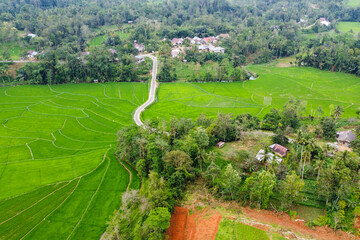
left=333, top=105, right=344, bottom=120
left=314, top=152, right=326, bottom=182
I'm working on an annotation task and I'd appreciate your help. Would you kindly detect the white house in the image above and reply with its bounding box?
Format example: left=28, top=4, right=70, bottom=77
left=27, top=50, right=39, bottom=58
left=319, top=18, right=331, bottom=26
left=198, top=45, right=209, bottom=52
left=193, top=37, right=202, bottom=44
left=171, top=49, right=181, bottom=58
left=255, top=149, right=283, bottom=164
left=134, top=42, right=145, bottom=52
left=209, top=46, right=225, bottom=54
left=27, top=33, right=37, bottom=38
left=135, top=55, right=145, bottom=64
left=171, top=38, right=184, bottom=46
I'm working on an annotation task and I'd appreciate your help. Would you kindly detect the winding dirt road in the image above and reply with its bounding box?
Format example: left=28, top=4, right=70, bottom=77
left=133, top=55, right=158, bottom=126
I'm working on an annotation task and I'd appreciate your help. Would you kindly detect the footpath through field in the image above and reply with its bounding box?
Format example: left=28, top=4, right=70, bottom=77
left=133, top=55, right=158, bottom=126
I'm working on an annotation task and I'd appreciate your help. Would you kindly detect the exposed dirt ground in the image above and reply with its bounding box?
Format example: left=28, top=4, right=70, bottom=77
left=166, top=179, right=358, bottom=240
left=185, top=208, right=221, bottom=240
left=166, top=207, right=221, bottom=240
left=242, top=207, right=356, bottom=240
left=166, top=207, right=189, bottom=240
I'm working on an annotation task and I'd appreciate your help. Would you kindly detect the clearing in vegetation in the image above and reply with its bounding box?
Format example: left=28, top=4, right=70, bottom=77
left=337, top=22, right=360, bottom=36
left=0, top=42, right=32, bottom=60
left=89, top=30, right=131, bottom=47
left=0, top=83, right=145, bottom=239
left=144, top=65, right=360, bottom=121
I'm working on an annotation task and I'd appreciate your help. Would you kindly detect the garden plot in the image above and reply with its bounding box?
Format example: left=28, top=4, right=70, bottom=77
left=0, top=82, right=146, bottom=239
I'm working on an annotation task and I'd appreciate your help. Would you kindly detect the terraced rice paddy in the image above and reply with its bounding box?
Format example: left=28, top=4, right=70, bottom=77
left=144, top=65, right=360, bottom=120
left=0, top=83, right=145, bottom=239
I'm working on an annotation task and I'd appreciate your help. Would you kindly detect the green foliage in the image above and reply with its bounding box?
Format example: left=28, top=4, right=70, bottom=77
left=321, top=117, right=336, bottom=140
left=278, top=171, right=305, bottom=210
left=144, top=207, right=171, bottom=233
left=240, top=170, right=277, bottom=209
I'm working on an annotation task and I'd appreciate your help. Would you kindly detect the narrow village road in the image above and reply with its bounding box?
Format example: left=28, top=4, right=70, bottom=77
left=133, top=55, right=158, bottom=126
left=0, top=60, right=37, bottom=63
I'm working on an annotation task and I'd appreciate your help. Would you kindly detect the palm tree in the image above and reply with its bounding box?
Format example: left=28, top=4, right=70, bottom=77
left=306, top=138, right=317, bottom=165
left=296, top=130, right=303, bottom=155
left=298, top=137, right=307, bottom=179
left=323, top=144, right=334, bottom=157
left=302, top=148, right=311, bottom=179
left=334, top=105, right=344, bottom=120
left=314, top=153, right=325, bottom=182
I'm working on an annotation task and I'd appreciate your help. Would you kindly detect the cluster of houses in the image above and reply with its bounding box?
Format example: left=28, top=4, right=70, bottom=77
left=256, top=144, right=289, bottom=164
left=215, top=129, right=358, bottom=165
left=298, top=17, right=331, bottom=27
left=169, top=34, right=229, bottom=58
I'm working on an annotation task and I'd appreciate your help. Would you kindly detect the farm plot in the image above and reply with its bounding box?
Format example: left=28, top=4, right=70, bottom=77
left=337, top=21, right=360, bottom=36
left=0, top=82, right=146, bottom=239
left=216, top=218, right=270, bottom=240
left=144, top=66, right=360, bottom=121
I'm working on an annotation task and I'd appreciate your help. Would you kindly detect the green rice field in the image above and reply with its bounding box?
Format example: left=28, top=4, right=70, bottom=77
left=337, top=21, right=360, bottom=35
left=0, top=82, right=145, bottom=239
left=90, top=31, right=131, bottom=47
left=347, top=0, right=360, bottom=7
left=144, top=65, right=360, bottom=121
left=216, top=219, right=270, bottom=240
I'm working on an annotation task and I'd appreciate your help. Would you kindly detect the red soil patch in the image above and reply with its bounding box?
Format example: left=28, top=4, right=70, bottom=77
left=354, top=217, right=360, bottom=232
left=185, top=208, right=221, bottom=240
left=242, top=206, right=356, bottom=240
left=166, top=207, right=221, bottom=240
left=166, top=207, right=189, bottom=240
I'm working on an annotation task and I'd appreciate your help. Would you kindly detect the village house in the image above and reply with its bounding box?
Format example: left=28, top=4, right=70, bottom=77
left=128, top=21, right=133, bottom=24
left=198, top=45, right=209, bottom=52
left=202, top=37, right=217, bottom=44
left=193, top=37, right=202, bottom=44
left=336, top=130, right=356, bottom=146
left=109, top=48, right=118, bottom=55
left=134, top=42, right=145, bottom=52
left=171, top=38, right=184, bottom=46
left=269, top=144, right=289, bottom=158
left=216, top=141, right=225, bottom=148
left=217, top=33, right=230, bottom=39
left=255, top=149, right=283, bottom=164
left=27, top=33, right=37, bottom=38
left=27, top=50, right=39, bottom=58
left=319, top=17, right=331, bottom=26
left=185, top=37, right=195, bottom=44
left=209, top=45, right=225, bottom=54
left=135, top=55, right=145, bottom=64
left=171, top=49, right=181, bottom=58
